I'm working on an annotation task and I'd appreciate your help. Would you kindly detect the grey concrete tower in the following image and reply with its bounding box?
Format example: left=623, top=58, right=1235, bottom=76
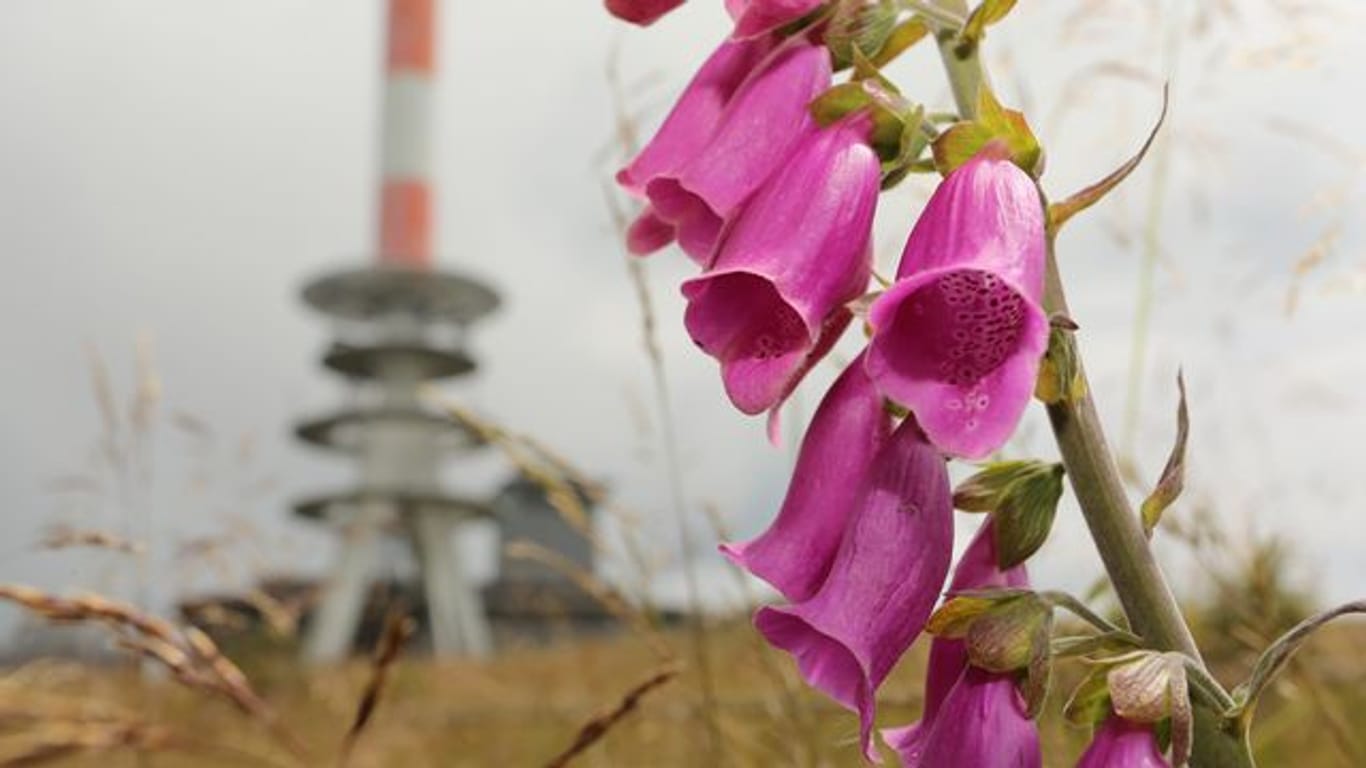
left=293, top=0, right=498, bottom=662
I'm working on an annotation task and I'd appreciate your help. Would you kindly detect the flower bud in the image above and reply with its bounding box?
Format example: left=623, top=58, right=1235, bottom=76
left=826, top=0, right=898, bottom=70
left=1035, top=323, right=1086, bottom=405
left=964, top=593, right=1052, bottom=675
left=952, top=460, right=1064, bottom=568
left=1107, top=651, right=1192, bottom=767
left=952, top=459, right=1058, bottom=512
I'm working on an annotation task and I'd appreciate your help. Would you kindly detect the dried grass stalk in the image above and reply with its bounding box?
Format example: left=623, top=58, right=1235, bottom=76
left=337, top=609, right=416, bottom=766
left=543, top=666, right=678, bottom=768
left=0, top=721, right=173, bottom=767
left=0, top=585, right=307, bottom=762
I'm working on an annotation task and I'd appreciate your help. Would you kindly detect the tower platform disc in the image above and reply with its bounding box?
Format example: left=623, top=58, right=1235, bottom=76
left=294, top=407, right=483, bottom=454
left=323, top=342, right=476, bottom=381
left=292, top=489, right=491, bottom=523
left=302, top=266, right=500, bottom=325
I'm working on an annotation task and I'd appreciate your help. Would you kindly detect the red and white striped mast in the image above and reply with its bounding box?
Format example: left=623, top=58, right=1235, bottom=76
left=378, top=0, right=436, bottom=269
left=296, top=0, right=500, bottom=662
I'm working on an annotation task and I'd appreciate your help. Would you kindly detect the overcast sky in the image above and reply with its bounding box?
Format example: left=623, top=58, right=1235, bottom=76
left=1, top=1, right=1364, bottom=641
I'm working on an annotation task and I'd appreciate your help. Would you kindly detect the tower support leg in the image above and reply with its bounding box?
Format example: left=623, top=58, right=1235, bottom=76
left=410, top=511, right=491, bottom=657
left=303, top=507, right=384, bottom=663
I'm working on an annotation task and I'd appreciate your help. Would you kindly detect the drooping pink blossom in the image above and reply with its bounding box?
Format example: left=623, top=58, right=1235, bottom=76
left=905, top=666, right=1042, bottom=768
left=884, top=519, right=1034, bottom=766
left=647, top=36, right=832, bottom=262
left=604, top=0, right=686, bottom=26
left=866, top=144, right=1049, bottom=459
left=681, top=112, right=876, bottom=415
left=754, top=420, right=953, bottom=762
left=1077, top=715, right=1171, bottom=768
left=721, top=352, right=891, bottom=601
left=616, top=35, right=778, bottom=258
left=727, top=0, right=825, bottom=38
left=616, top=36, right=775, bottom=198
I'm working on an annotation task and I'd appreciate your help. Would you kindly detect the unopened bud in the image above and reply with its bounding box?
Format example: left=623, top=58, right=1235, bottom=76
left=1107, top=651, right=1193, bottom=766
left=965, top=593, right=1052, bottom=674
left=827, top=0, right=899, bottom=71
left=953, top=460, right=1053, bottom=512
left=926, top=588, right=1027, bottom=638
left=1035, top=325, right=1086, bottom=404
left=994, top=462, right=1066, bottom=568
left=952, top=460, right=1065, bottom=568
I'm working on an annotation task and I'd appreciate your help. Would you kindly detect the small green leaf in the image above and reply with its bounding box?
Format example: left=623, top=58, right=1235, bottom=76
left=1022, top=635, right=1053, bottom=718
left=926, top=595, right=996, bottom=638
left=931, top=122, right=996, bottom=175
left=1051, top=632, right=1142, bottom=660
left=994, top=463, right=1066, bottom=568
left=1232, top=599, right=1366, bottom=724
left=1049, top=85, right=1169, bottom=232
left=810, top=77, right=921, bottom=166
left=870, top=17, right=930, bottom=67
left=810, top=82, right=873, bottom=127
left=1035, top=324, right=1086, bottom=405
left=1107, top=651, right=1188, bottom=732
left=964, top=593, right=1052, bottom=675
left=931, top=84, right=1043, bottom=177
left=1140, top=371, right=1189, bottom=537
left=1169, top=659, right=1193, bottom=767
left=957, top=0, right=1018, bottom=53
left=1063, top=667, right=1113, bottom=727
left=879, top=108, right=931, bottom=189
left=952, top=459, right=1054, bottom=512
left=828, top=0, right=900, bottom=71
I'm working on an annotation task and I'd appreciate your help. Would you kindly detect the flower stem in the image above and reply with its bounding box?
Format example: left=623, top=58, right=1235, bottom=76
left=930, top=7, right=1254, bottom=764
left=1037, top=249, right=1201, bottom=658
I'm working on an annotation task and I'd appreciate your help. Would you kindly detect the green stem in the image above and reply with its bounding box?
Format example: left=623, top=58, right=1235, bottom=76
left=931, top=1, right=980, bottom=122
left=1045, top=180, right=1255, bottom=768
left=1038, top=247, right=1204, bottom=658
left=930, top=8, right=1254, bottom=765
left=1041, top=590, right=1142, bottom=643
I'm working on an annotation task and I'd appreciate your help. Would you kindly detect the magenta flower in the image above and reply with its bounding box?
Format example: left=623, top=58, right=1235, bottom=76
left=905, top=666, right=1042, bottom=768
left=721, top=352, right=891, bottom=601
left=604, top=0, right=686, bottom=26
left=727, top=0, right=825, bottom=38
left=866, top=144, right=1049, bottom=459
left=680, top=112, right=877, bottom=415
left=753, top=420, right=953, bottom=761
left=616, top=36, right=778, bottom=259
left=1077, top=716, right=1171, bottom=768
left=647, top=37, right=832, bottom=262
left=884, top=519, right=1035, bottom=766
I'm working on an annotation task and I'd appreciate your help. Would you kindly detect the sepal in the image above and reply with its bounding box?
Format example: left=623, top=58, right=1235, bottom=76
left=931, top=84, right=1043, bottom=178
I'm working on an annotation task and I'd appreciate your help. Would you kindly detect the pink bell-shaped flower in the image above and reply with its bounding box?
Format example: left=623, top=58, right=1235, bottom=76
left=727, top=0, right=824, bottom=38
left=753, top=419, right=953, bottom=762
left=866, top=144, right=1049, bottom=459
left=681, top=112, right=877, bottom=415
left=646, top=36, right=832, bottom=263
left=616, top=35, right=778, bottom=258
left=721, top=352, right=891, bottom=601
left=1077, top=715, right=1171, bottom=768
left=904, top=666, right=1042, bottom=768
left=604, top=0, right=686, bottom=26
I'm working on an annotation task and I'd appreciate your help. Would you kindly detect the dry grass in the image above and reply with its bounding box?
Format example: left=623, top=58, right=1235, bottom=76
left=0, top=616, right=1362, bottom=767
